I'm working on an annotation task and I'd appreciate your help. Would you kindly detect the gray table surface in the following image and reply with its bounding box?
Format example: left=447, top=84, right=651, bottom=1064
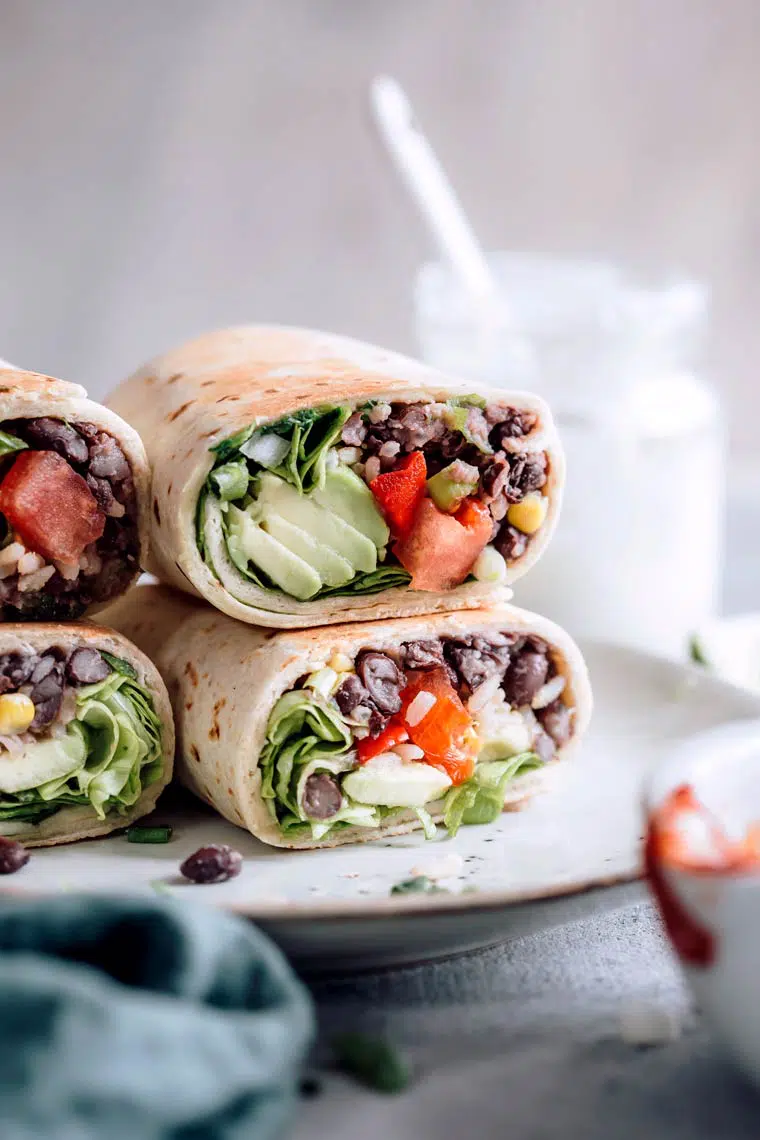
left=292, top=490, right=760, bottom=1138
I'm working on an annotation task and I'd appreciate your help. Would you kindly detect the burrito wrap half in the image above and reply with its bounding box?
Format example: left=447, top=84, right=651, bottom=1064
left=106, top=326, right=563, bottom=628
left=104, top=584, right=591, bottom=849
left=0, top=368, right=150, bottom=618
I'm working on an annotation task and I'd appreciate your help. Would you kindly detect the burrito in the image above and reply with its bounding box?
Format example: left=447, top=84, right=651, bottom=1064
left=104, top=584, right=591, bottom=849
left=106, top=326, right=563, bottom=628
left=0, top=368, right=149, bottom=620
left=0, top=622, right=174, bottom=847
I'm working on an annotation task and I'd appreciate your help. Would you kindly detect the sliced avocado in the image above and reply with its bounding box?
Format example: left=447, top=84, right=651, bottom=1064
left=0, top=735, right=85, bottom=794
left=427, top=462, right=479, bottom=513
left=261, top=512, right=354, bottom=588
left=343, top=753, right=452, bottom=807
left=227, top=503, right=322, bottom=600
left=254, top=473, right=377, bottom=573
left=311, top=466, right=389, bottom=550
left=476, top=708, right=532, bottom=763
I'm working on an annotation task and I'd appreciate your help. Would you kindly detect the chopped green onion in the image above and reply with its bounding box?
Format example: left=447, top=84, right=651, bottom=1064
left=127, top=825, right=173, bottom=844
left=332, top=1033, right=410, bottom=1093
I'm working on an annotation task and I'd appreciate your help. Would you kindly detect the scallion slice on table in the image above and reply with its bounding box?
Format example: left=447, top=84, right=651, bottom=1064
left=126, top=825, right=173, bottom=844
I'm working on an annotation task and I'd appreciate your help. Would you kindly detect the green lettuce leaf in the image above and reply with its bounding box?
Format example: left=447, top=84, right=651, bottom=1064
left=0, top=671, right=164, bottom=826
left=209, top=459, right=250, bottom=502
left=260, top=689, right=352, bottom=820
left=315, top=565, right=411, bottom=598
left=0, top=429, right=28, bottom=457
left=442, top=753, right=542, bottom=837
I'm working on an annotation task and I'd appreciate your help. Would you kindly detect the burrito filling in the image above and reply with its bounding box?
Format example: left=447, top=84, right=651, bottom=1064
left=200, top=398, right=549, bottom=602
left=260, top=632, right=574, bottom=841
left=0, top=646, right=163, bottom=831
left=0, top=419, right=140, bottom=619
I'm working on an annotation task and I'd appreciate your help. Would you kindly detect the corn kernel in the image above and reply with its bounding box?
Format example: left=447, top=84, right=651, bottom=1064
left=328, top=652, right=353, bottom=673
left=0, top=693, right=36, bottom=735
left=507, top=493, right=548, bottom=535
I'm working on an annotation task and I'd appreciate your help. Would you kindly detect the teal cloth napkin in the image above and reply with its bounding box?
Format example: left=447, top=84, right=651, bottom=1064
left=0, top=894, right=315, bottom=1140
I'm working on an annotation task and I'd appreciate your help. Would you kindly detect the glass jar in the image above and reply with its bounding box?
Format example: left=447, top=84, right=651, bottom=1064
left=414, top=253, right=725, bottom=659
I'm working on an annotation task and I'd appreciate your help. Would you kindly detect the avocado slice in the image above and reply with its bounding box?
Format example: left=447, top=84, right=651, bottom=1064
left=254, top=473, right=377, bottom=573
left=0, top=734, right=86, bottom=794
left=427, top=462, right=480, bottom=513
left=343, top=753, right=452, bottom=807
left=261, top=513, right=354, bottom=588
left=226, top=503, right=322, bottom=600
left=311, top=466, right=389, bottom=550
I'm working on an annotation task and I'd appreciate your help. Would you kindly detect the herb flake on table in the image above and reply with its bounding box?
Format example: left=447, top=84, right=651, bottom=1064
left=332, top=1033, right=410, bottom=1093
left=390, top=875, right=449, bottom=896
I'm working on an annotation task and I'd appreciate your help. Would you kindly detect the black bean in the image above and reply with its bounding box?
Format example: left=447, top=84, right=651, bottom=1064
left=0, top=838, right=29, bottom=874
left=86, top=473, right=118, bottom=514
left=30, top=654, right=61, bottom=684
left=445, top=635, right=512, bottom=691
left=505, top=453, right=547, bottom=503
left=539, top=699, right=573, bottom=746
left=302, top=773, right=343, bottom=820
left=180, top=844, right=243, bottom=884
left=503, top=649, right=549, bottom=707
left=23, top=417, right=89, bottom=464
left=335, top=674, right=370, bottom=716
left=67, top=648, right=111, bottom=685
left=88, top=435, right=130, bottom=481
left=355, top=651, right=404, bottom=715
left=30, top=666, right=65, bottom=728
left=402, top=640, right=446, bottom=670
left=494, top=524, right=529, bottom=563
left=0, top=652, right=37, bottom=694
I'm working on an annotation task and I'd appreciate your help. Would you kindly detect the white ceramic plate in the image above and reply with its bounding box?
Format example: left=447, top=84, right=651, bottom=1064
left=4, top=643, right=759, bottom=973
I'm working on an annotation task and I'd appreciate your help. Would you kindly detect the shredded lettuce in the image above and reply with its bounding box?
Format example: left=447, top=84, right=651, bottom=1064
left=0, top=671, right=164, bottom=827
left=0, top=429, right=28, bottom=458
left=209, top=459, right=250, bottom=501
left=442, top=754, right=542, bottom=837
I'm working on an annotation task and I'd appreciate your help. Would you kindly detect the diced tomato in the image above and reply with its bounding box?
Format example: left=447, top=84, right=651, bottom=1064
left=0, top=451, right=105, bottom=565
left=401, top=667, right=477, bottom=785
left=651, top=784, right=760, bottom=874
left=393, top=496, right=492, bottom=591
left=369, top=451, right=427, bottom=540
left=357, top=720, right=409, bottom=765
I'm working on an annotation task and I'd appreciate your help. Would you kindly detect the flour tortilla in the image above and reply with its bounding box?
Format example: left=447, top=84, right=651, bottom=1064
left=0, top=621, right=174, bottom=848
left=0, top=367, right=151, bottom=612
left=103, top=583, right=591, bottom=850
left=105, top=326, right=563, bottom=628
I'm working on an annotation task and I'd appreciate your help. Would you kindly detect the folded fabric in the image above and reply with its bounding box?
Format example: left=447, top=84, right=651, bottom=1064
left=0, top=894, right=315, bottom=1140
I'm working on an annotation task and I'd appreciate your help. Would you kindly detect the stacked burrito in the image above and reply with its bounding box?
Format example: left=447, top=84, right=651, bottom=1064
left=0, top=369, right=173, bottom=845
left=0, top=326, right=591, bottom=849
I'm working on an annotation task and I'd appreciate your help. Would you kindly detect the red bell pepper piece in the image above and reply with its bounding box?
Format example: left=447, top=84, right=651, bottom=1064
left=357, top=720, right=409, bottom=765
left=369, top=451, right=427, bottom=540
left=394, top=496, right=492, bottom=592
left=0, top=450, right=105, bottom=565
left=401, top=667, right=477, bottom=785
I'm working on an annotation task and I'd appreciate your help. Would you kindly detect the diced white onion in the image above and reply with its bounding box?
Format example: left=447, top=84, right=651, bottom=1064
left=0, top=542, right=24, bottom=568
left=364, top=456, right=381, bottom=483
left=368, top=402, right=392, bottom=424
left=472, top=546, right=508, bottom=583
left=337, top=446, right=362, bottom=465
left=17, top=565, right=55, bottom=592
left=531, top=674, right=566, bottom=709
left=17, top=552, right=44, bottom=576
left=54, top=560, right=80, bottom=582
left=240, top=431, right=290, bottom=468
left=393, top=742, right=425, bottom=762
left=467, top=674, right=503, bottom=713
left=405, top=691, right=436, bottom=727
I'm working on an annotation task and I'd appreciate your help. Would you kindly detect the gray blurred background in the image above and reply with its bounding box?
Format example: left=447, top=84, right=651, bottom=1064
left=0, top=0, right=758, bottom=452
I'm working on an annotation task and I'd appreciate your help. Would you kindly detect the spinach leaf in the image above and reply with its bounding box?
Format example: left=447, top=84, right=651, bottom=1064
left=0, top=429, right=28, bottom=457
left=100, top=651, right=138, bottom=680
